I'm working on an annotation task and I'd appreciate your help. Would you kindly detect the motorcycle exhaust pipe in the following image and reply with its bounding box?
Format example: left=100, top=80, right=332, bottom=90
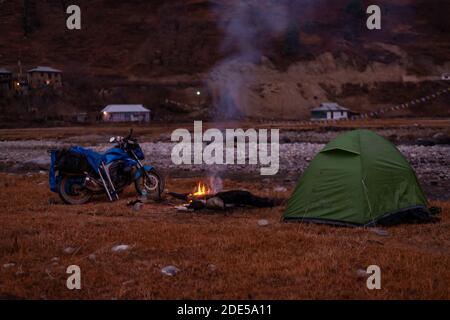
left=84, top=175, right=103, bottom=192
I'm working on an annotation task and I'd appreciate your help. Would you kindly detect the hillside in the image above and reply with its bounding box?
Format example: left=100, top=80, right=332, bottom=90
left=0, top=0, right=449, bottom=121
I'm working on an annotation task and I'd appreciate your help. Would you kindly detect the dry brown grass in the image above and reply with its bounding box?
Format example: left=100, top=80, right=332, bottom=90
left=0, top=173, right=449, bottom=300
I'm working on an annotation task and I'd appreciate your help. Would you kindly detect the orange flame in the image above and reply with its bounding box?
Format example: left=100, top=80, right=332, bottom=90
left=191, top=181, right=211, bottom=197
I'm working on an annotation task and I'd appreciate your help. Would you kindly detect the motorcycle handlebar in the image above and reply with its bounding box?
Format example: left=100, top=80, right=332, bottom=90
left=110, top=130, right=136, bottom=146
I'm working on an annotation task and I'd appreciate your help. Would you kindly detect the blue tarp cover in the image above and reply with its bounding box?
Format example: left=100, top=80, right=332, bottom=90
left=69, top=146, right=105, bottom=170
left=49, top=147, right=105, bottom=193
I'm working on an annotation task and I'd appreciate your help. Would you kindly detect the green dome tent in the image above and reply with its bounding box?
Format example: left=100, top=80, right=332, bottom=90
left=283, top=130, right=428, bottom=226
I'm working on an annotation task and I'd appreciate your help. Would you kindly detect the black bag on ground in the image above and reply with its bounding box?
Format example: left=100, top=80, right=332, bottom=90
left=56, top=148, right=90, bottom=174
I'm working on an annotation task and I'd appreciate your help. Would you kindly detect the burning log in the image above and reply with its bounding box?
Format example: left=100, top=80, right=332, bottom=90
left=170, top=181, right=274, bottom=211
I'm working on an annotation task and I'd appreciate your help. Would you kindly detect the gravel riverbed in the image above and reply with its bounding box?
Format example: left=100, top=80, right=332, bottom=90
left=0, top=139, right=449, bottom=199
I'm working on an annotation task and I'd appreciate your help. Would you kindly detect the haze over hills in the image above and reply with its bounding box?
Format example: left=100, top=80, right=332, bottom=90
left=0, top=0, right=449, bottom=121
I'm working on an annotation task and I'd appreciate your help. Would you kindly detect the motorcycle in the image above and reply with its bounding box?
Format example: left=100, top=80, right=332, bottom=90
left=48, top=129, right=164, bottom=205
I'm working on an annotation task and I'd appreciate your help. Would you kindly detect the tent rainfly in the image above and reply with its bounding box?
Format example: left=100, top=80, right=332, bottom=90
left=283, top=130, right=431, bottom=226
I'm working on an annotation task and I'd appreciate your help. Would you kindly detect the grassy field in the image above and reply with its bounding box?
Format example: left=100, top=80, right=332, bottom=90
left=0, top=173, right=449, bottom=300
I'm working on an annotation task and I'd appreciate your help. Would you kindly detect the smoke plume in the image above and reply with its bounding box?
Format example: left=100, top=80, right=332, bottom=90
left=207, top=0, right=291, bottom=118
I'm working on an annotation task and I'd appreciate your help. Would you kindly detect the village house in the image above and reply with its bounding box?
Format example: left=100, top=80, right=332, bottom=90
left=0, top=68, right=13, bottom=94
left=311, top=102, right=351, bottom=120
left=27, top=66, right=63, bottom=89
left=101, top=104, right=151, bottom=123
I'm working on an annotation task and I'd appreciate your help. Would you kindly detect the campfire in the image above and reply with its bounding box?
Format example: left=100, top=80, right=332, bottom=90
left=190, top=181, right=212, bottom=199
left=169, top=179, right=275, bottom=212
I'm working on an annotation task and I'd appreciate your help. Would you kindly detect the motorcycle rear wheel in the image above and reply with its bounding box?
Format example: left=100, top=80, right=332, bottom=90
left=59, top=175, right=93, bottom=205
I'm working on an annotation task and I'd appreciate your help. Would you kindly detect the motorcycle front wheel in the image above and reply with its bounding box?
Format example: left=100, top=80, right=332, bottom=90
left=58, top=175, right=93, bottom=205
left=134, top=168, right=164, bottom=200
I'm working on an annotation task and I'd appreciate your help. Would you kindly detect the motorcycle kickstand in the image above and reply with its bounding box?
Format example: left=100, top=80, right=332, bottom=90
left=101, top=162, right=120, bottom=201
left=98, top=168, right=113, bottom=202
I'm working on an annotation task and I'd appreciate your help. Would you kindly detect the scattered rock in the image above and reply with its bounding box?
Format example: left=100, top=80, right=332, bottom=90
left=366, top=239, right=384, bottom=246
left=356, top=269, right=368, bottom=278
left=122, top=280, right=136, bottom=287
left=370, top=228, right=389, bottom=237
left=88, top=254, right=96, bottom=261
left=111, top=244, right=130, bottom=252
left=161, top=265, right=180, bottom=276
left=274, top=186, right=287, bottom=193
left=133, top=202, right=143, bottom=212
left=63, top=247, right=76, bottom=254
left=258, top=219, right=269, bottom=227
left=51, top=257, right=59, bottom=262
left=3, top=263, right=15, bottom=268
left=174, top=205, right=191, bottom=212
left=207, top=264, right=217, bottom=273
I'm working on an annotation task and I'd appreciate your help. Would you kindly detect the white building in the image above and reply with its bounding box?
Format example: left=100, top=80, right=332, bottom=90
left=101, top=104, right=151, bottom=122
left=27, top=66, right=63, bottom=88
left=311, top=102, right=350, bottom=120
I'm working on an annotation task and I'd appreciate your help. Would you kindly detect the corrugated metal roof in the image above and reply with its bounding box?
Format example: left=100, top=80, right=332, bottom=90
left=102, top=104, right=150, bottom=113
left=27, top=66, right=62, bottom=73
left=0, top=68, right=12, bottom=74
left=312, top=102, right=349, bottom=112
